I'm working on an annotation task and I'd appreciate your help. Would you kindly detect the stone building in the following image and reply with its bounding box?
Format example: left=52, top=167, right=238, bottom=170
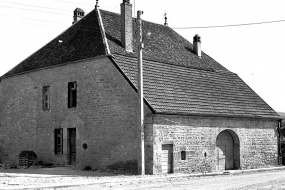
left=0, top=1, right=281, bottom=174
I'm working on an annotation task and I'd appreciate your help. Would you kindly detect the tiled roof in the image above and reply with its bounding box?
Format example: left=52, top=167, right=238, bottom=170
left=3, top=8, right=224, bottom=77
left=1, top=8, right=280, bottom=118
left=101, top=10, right=226, bottom=71
left=113, top=54, right=280, bottom=118
left=3, top=9, right=106, bottom=77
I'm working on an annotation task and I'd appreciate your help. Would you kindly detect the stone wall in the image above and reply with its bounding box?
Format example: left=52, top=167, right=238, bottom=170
left=145, top=114, right=278, bottom=174
left=0, top=56, right=152, bottom=170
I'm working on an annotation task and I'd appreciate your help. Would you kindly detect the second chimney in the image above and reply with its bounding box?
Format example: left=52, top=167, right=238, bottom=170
left=73, top=8, right=85, bottom=24
left=121, top=0, right=133, bottom=51
left=193, top=34, right=201, bottom=57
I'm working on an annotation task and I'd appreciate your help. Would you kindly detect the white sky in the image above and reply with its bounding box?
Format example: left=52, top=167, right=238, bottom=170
left=0, top=0, right=285, bottom=112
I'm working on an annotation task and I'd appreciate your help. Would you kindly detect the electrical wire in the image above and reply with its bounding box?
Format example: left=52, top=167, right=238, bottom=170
left=172, top=19, right=285, bottom=29
left=2, top=1, right=284, bottom=30
left=0, top=0, right=70, bottom=12
left=20, top=8, right=70, bottom=16
left=1, top=17, right=64, bottom=27
left=12, top=21, right=61, bottom=28
left=0, top=5, right=12, bottom=8
left=53, top=0, right=93, bottom=6
left=0, top=14, right=66, bottom=24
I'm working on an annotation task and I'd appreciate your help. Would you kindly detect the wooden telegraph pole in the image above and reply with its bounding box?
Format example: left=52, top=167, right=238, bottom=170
left=137, top=10, right=145, bottom=175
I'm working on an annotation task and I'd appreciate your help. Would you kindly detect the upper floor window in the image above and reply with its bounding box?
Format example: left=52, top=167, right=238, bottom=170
left=68, top=82, right=77, bottom=108
left=42, top=86, right=50, bottom=110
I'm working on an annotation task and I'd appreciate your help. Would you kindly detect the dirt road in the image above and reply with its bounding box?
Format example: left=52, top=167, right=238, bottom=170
left=60, top=170, right=285, bottom=190
left=1, top=168, right=285, bottom=189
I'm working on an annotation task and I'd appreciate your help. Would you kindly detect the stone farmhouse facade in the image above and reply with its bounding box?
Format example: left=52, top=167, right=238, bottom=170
left=0, top=0, right=282, bottom=174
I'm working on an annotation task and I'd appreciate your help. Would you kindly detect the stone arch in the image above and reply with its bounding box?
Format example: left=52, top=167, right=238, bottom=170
left=216, top=129, right=240, bottom=170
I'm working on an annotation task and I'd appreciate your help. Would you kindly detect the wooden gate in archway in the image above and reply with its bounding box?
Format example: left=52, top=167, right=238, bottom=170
left=216, top=130, right=240, bottom=170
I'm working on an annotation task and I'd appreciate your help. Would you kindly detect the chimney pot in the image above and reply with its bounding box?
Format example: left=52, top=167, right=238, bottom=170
left=123, top=0, right=130, bottom=4
left=73, top=8, right=85, bottom=24
left=193, top=34, right=201, bottom=57
left=121, top=0, right=133, bottom=51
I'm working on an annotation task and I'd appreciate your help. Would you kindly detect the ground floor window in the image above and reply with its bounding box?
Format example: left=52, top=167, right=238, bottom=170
left=181, top=151, right=186, bottom=160
left=54, top=128, right=63, bottom=154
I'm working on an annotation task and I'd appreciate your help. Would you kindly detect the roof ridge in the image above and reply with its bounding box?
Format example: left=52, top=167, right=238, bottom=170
left=96, top=8, right=110, bottom=55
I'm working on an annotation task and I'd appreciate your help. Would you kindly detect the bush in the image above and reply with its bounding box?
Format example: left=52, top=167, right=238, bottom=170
left=31, top=160, right=54, bottom=168
left=83, top=166, right=93, bottom=171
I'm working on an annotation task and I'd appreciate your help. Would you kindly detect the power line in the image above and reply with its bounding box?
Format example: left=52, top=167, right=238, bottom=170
left=0, top=14, right=66, bottom=24
left=12, top=21, right=61, bottom=28
left=0, top=3, right=71, bottom=16
left=1, top=17, right=64, bottom=28
left=22, top=17, right=65, bottom=24
left=172, top=19, right=285, bottom=29
left=20, top=8, right=70, bottom=16
left=0, top=5, right=12, bottom=8
left=53, top=0, right=93, bottom=6
left=0, top=0, right=70, bottom=12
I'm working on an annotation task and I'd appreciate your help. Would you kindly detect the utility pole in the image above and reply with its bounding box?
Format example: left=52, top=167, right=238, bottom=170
left=137, top=10, right=145, bottom=175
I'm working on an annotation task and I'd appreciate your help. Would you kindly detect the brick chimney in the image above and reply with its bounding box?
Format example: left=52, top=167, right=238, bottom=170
left=193, top=34, right=201, bottom=57
left=73, top=8, right=85, bottom=24
left=121, top=0, right=133, bottom=51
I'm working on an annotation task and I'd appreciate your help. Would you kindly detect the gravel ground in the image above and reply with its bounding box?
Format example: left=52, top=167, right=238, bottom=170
left=1, top=167, right=285, bottom=189
left=54, top=170, right=285, bottom=190
left=0, top=167, right=189, bottom=189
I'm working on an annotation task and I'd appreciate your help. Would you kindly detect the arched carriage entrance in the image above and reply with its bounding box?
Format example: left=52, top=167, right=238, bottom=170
left=216, top=130, right=240, bottom=170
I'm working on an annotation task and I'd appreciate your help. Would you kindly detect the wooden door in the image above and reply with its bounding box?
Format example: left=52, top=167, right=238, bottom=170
left=162, top=144, right=173, bottom=174
left=68, top=128, right=76, bottom=165
left=216, top=131, right=234, bottom=170
left=217, top=145, right=226, bottom=170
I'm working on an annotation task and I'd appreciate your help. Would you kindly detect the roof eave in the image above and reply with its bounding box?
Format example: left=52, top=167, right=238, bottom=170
left=0, top=55, right=109, bottom=80
left=155, top=111, right=282, bottom=120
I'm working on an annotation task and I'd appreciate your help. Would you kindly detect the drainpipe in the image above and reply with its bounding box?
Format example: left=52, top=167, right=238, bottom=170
left=277, top=120, right=282, bottom=165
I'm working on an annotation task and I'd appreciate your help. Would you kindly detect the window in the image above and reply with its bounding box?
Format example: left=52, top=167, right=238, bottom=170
left=68, top=82, right=77, bottom=108
left=54, top=128, right=63, bottom=154
left=42, top=86, right=50, bottom=110
left=181, top=151, right=186, bottom=160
